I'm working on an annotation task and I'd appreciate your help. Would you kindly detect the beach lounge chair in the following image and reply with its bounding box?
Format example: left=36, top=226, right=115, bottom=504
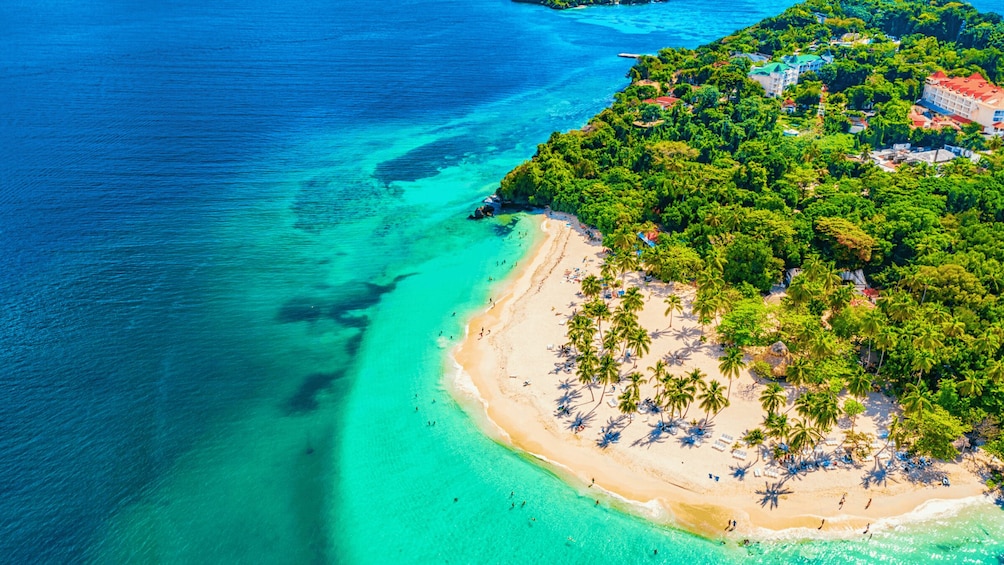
left=732, top=450, right=747, bottom=460
left=753, top=468, right=762, bottom=477
left=607, top=398, right=617, bottom=408
left=712, top=440, right=728, bottom=451
left=825, top=437, right=838, bottom=446
left=721, top=434, right=734, bottom=443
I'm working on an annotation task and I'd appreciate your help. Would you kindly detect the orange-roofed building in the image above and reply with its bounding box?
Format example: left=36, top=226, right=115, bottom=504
left=921, top=71, right=1004, bottom=134
left=643, top=96, right=681, bottom=109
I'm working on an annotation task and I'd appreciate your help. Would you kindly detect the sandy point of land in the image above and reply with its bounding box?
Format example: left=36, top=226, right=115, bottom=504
left=449, top=211, right=992, bottom=541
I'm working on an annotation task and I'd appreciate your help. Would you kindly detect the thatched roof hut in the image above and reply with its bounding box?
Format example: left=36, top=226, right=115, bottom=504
left=760, top=341, right=790, bottom=378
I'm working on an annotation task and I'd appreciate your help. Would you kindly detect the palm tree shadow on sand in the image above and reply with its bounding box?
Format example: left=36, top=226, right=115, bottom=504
left=861, top=464, right=890, bottom=489
left=568, top=411, right=597, bottom=433
left=756, top=481, right=793, bottom=510
left=731, top=462, right=753, bottom=481
left=597, top=416, right=627, bottom=448
left=632, top=421, right=672, bottom=448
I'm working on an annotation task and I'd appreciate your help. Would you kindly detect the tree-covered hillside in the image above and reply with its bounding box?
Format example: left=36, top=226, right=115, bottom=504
left=500, top=0, right=1004, bottom=463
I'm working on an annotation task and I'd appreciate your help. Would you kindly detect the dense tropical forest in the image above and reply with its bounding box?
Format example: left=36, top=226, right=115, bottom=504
left=499, top=0, right=1004, bottom=473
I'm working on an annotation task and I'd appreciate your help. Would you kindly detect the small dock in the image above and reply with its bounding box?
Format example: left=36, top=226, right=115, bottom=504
left=618, top=53, right=643, bottom=59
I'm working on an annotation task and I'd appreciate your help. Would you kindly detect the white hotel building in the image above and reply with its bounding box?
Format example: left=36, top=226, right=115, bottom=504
left=921, top=71, right=1004, bottom=135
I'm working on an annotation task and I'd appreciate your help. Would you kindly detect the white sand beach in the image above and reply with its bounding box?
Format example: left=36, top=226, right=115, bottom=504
left=450, top=212, right=992, bottom=540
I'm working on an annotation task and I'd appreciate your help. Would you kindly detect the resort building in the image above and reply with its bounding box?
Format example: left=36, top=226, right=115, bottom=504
left=748, top=62, right=799, bottom=98
left=781, top=54, right=828, bottom=75
left=748, top=54, right=830, bottom=98
left=921, top=71, right=1004, bottom=134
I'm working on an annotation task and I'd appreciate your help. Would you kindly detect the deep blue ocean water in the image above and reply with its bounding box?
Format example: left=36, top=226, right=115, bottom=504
left=2, top=0, right=1003, bottom=563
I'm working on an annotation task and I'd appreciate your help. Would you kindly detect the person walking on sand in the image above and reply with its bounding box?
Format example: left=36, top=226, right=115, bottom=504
left=818, top=519, right=825, bottom=529
left=866, top=498, right=872, bottom=509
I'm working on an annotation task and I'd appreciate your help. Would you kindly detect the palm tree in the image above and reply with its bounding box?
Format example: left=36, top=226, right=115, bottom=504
left=615, top=252, right=639, bottom=287
left=785, top=358, right=811, bottom=395
left=974, top=330, right=1001, bottom=357
left=828, top=284, right=854, bottom=313
left=875, top=327, right=898, bottom=374
left=621, top=287, right=645, bottom=313
left=679, top=370, right=705, bottom=418
left=610, top=230, right=637, bottom=254
left=647, top=360, right=668, bottom=391
left=567, top=315, right=596, bottom=355
left=759, top=382, right=786, bottom=416
left=595, top=353, right=619, bottom=407
left=743, top=428, right=766, bottom=463
left=626, top=326, right=651, bottom=362
left=860, top=310, right=883, bottom=361
left=655, top=374, right=677, bottom=422
left=941, top=318, right=966, bottom=340
left=987, top=358, right=1004, bottom=387
left=585, top=299, right=611, bottom=345
left=958, top=371, right=984, bottom=399
left=808, top=332, right=836, bottom=360
left=818, top=265, right=842, bottom=295
left=581, top=275, right=602, bottom=301
left=641, top=247, right=666, bottom=280
left=901, top=384, right=932, bottom=416
left=576, top=346, right=598, bottom=401
left=692, top=297, right=716, bottom=335
left=663, top=294, right=683, bottom=328
left=911, top=349, right=936, bottom=386
left=672, top=376, right=697, bottom=420
left=912, top=326, right=944, bottom=357
left=603, top=329, right=621, bottom=358
left=617, top=388, right=640, bottom=426
left=846, top=370, right=872, bottom=399
left=600, top=263, right=617, bottom=294
left=786, top=276, right=813, bottom=308
left=698, top=380, right=729, bottom=426
left=695, top=268, right=721, bottom=292
left=763, top=412, right=790, bottom=444
left=794, top=392, right=814, bottom=422
left=612, top=308, right=638, bottom=353
left=788, top=419, right=823, bottom=460
left=718, top=347, right=746, bottom=400
left=879, top=291, right=914, bottom=323
left=809, top=392, right=840, bottom=432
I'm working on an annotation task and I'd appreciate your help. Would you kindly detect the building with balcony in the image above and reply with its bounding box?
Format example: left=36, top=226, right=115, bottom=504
left=921, top=71, right=1004, bottom=135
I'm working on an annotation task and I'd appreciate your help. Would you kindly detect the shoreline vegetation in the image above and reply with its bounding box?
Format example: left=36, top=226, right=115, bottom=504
left=452, top=212, right=992, bottom=540
left=452, top=0, right=1004, bottom=541
left=512, top=0, right=666, bottom=11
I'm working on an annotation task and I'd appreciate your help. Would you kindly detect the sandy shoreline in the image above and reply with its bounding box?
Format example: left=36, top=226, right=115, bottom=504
left=449, top=211, right=993, bottom=541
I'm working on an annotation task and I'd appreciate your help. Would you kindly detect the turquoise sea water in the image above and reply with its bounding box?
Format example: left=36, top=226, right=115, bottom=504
left=2, top=0, right=1003, bottom=562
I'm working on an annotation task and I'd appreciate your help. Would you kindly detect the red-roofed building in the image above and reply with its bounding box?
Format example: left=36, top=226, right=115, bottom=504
left=781, top=98, right=796, bottom=114
left=643, top=96, right=681, bottom=109
left=922, top=71, right=1004, bottom=134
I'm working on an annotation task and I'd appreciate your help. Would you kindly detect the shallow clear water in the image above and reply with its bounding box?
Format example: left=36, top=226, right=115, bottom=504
left=2, top=0, right=1003, bottom=562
